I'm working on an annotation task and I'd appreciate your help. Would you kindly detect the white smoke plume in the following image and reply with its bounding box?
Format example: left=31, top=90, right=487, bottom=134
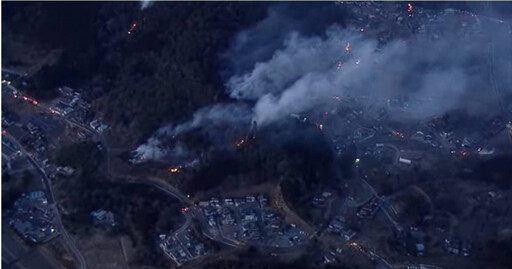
left=134, top=3, right=512, bottom=162
left=133, top=103, right=251, bottom=161
left=140, top=0, right=152, bottom=10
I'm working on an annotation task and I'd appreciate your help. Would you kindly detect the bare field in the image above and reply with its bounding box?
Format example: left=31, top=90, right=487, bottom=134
left=76, top=230, right=133, bottom=269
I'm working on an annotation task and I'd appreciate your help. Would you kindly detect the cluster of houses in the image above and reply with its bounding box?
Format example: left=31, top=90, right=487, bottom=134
left=89, top=119, right=108, bottom=133
left=21, top=122, right=49, bottom=160
left=443, top=238, right=472, bottom=257
left=51, top=86, right=108, bottom=133
left=357, top=196, right=380, bottom=219
left=427, top=114, right=505, bottom=157
left=198, top=194, right=307, bottom=249
left=159, top=230, right=207, bottom=266
left=51, top=87, right=90, bottom=119
left=8, top=191, right=59, bottom=244
left=327, top=216, right=357, bottom=241
left=1, top=136, right=23, bottom=173
left=393, top=225, right=428, bottom=257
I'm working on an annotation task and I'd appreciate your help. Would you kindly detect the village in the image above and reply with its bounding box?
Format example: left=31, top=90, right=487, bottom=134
left=2, top=2, right=512, bottom=269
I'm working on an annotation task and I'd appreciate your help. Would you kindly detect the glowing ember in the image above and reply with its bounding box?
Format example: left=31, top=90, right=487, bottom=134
left=180, top=207, right=189, bottom=213
left=337, top=61, right=343, bottom=70
left=168, top=166, right=180, bottom=173
left=27, top=97, right=38, bottom=105
left=235, top=138, right=246, bottom=147
left=392, top=130, right=404, bottom=138
left=346, top=241, right=363, bottom=251
left=127, top=22, right=137, bottom=34
left=460, top=151, right=468, bottom=157
left=2, top=129, right=6, bottom=134
left=407, top=3, right=413, bottom=13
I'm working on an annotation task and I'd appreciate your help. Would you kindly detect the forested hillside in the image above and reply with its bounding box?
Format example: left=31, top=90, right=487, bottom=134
left=2, top=2, right=268, bottom=146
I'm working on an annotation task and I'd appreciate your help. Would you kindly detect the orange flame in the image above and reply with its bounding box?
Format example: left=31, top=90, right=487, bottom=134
left=168, top=166, right=180, bottom=173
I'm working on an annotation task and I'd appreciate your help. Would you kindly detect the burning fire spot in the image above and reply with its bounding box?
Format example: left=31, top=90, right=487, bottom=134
left=392, top=130, right=404, bottom=138
left=347, top=241, right=363, bottom=252
left=180, top=207, right=189, bottom=213
left=27, top=97, right=38, bottom=105
left=2, top=129, right=6, bottom=134
left=168, top=166, right=180, bottom=173
left=235, top=138, right=246, bottom=147
left=336, top=61, right=343, bottom=70
left=407, top=3, right=413, bottom=13
left=127, top=23, right=137, bottom=35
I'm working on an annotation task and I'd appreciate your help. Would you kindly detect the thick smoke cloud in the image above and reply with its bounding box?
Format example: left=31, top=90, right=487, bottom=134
left=135, top=3, right=512, bottom=162
left=220, top=3, right=350, bottom=78
left=225, top=25, right=473, bottom=125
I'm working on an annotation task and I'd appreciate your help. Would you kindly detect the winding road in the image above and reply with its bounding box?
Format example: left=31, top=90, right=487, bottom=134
left=3, top=133, right=87, bottom=269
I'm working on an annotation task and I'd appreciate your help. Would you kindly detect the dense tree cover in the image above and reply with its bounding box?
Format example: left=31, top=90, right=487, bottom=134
left=94, top=2, right=268, bottom=146
left=471, top=156, right=512, bottom=190
left=2, top=2, right=103, bottom=98
left=182, top=122, right=336, bottom=193
left=202, top=250, right=365, bottom=269
left=54, top=142, right=183, bottom=267
left=2, top=171, right=33, bottom=210
left=482, top=237, right=512, bottom=269
left=278, top=124, right=338, bottom=222
left=399, top=193, right=431, bottom=224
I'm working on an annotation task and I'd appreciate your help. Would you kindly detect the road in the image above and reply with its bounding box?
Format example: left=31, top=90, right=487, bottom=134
left=4, top=68, right=398, bottom=267
left=319, top=111, right=403, bottom=268
left=5, top=77, right=202, bottom=264
left=123, top=178, right=192, bottom=205
left=3, top=133, right=87, bottom=269
left=4, top=133, right=56, bottom=203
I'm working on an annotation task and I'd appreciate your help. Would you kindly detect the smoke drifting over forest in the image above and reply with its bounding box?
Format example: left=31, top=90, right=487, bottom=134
left=134, top=3, right=512, bottom=161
